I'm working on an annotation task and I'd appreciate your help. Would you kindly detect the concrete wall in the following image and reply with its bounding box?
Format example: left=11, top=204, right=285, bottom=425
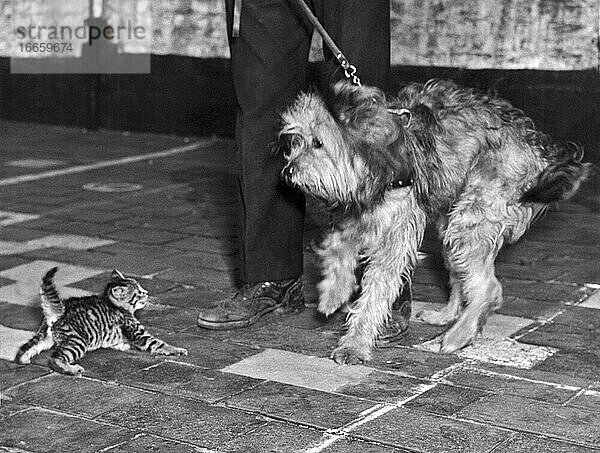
left=1, top=0, right=598, bottom=70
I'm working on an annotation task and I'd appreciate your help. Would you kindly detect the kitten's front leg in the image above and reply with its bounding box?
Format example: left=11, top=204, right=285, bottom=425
left=123, top=319, right=188, bottom=356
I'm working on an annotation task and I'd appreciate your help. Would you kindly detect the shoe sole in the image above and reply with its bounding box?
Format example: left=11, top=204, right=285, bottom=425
left=197, top=279, right=304, bottom=330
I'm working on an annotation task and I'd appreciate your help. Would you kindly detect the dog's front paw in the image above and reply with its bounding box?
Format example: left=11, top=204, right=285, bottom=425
left=416, top=309, right=456, bottom=326
left=439, top=321, right=478, bottom=354
left=318, top=296, right=345, bottom=317
left=330, top=342, right=371, bottom=365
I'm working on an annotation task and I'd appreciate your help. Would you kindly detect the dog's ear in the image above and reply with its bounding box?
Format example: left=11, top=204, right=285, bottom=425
left=324, top=81, right=397, bottom=147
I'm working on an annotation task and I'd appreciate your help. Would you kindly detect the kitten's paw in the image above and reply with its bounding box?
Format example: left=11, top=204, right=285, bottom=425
left=49, top=358, right=84, bottom=376
left=15, top=354, right=30, bottom=365
left=156, top=345, right=188, bottom=356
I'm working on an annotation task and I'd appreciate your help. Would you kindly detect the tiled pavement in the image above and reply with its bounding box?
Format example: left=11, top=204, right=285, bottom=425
left=0, top=120, right=599, bottom=452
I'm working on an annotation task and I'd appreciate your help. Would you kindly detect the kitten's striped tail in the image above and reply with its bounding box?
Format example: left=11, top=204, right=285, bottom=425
left=40, top=267, right=64, bottom=324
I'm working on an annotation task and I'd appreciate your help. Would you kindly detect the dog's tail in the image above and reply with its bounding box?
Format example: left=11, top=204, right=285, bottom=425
left=521, top=142, right=590, bottom=204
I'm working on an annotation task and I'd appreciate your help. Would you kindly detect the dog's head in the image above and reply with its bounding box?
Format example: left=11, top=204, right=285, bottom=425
left=279, top=81, right=410, bottom=210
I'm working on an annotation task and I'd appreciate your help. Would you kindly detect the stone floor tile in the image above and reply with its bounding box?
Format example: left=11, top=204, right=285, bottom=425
left=567, top=387, right=600, bottom=412
left=222, top=348, right=373, bottom=393
left=147, top=330, right=261, bottom=369
left=0, top=408, right=135, bottom=453
left=369, top=347, right=463, bottom=379
left=353, top=406, right=510, bottom=452
left=457, top=394, right=600, bottom=447
left=137, top=304, right=199, bottom=332
left=122, top=361, right=264, bottom=403
left=221, top=421, right=325, bottom=453
left=6, top=374, right=151, bottom=417
left=223, top=381, right=375, bottom=430
left=98, top=393, right=265, bottom=449
left=104, top=228, right=190, bottom=245
left=322, top=438, right=411, bottom=453
left=158, top=267, right=238, bottom=291
left=493, top=433, right=598, bottom=453
left=0, top=360, right=49, bottom=391
left=534, top=349, right=600, bottom=382
left=404, top=383, right=489, bottom=416
left=580, top=290, right=600, bottom=309
left=166, top=235, right=237, bottom=255
left=337, top=371, right=427, bottom=403
left=78, top=349, right=165, bottom=381
left=72, top=271, right=181, bottom=295
left=100, top=433, right=209, bottom=452
left=157, top=286, right=226, bottom=308
left=0, top=324, right=37, bottom=361
left=446, top=366, right=579, bottom=403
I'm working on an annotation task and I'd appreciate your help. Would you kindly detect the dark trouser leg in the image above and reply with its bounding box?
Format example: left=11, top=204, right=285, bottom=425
left=226, top=0, right=312, bottom=283
left=319, top=0, right=390, bottom=89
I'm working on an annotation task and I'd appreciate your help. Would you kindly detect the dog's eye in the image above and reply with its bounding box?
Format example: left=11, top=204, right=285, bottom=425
left=312, top=137, right=323, bottom=148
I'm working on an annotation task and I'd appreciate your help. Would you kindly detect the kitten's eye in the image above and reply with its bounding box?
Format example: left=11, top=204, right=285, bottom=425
left=112, top=287, right=127, bottom=298
left=312, top=137, right=323, bottom=148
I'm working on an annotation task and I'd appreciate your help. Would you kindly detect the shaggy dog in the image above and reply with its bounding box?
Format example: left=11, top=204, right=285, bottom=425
left=279, top=79, right=589, bottom=365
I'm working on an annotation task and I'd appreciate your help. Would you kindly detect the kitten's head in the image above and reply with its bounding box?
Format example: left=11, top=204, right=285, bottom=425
left=105, top=269, right=149, bottom=312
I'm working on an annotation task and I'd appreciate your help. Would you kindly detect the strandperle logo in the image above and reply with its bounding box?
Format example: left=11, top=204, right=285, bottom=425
left=15, top=21, right=147, bottom=46
left=9, top=0, right=152, bottom=74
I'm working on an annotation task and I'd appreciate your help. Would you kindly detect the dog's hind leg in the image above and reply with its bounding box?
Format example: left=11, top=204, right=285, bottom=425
left=417, top=270, right=463, bottom=325
left=316, top=223, right=360, bottom=317
left=439, top=216, right=505, bottom=353
left=331, top=192, right=426, bottom=365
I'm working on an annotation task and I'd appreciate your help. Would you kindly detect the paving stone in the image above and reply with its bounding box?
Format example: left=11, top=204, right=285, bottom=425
left=0, top=226, right=50, bottom=242
left=0, top=256, right=29, bottom=272
left=85, top=433, right=207, bottom=453
left=567, top=387, right=600, bottom=412
left=369, top=347, right=463, bottom=379
left=157, top=286, right=225, bottom=308
left=0, top=408, right=135, bottom=453
left=147, top=330, right=261, bottom=369
left=477, top=362, right=595, bottom=389
left=0, top=360, right=49, bottom=391
left=534, top=349, right=600, bottom=382
left=158, top=266, right=238, bottom=290
left=72, top=272, right=181, bottom=295
left=223, top=381, right=374, bottom=430
left=35, top=219, right=121, bottom=235
left=322, top=438, right=411, bottom=453
left=0, top=303, right=42, bottom=331
left=492, top=434, right=598, bottom=453
left=222, top=348, right=373, bottom=393
left=353, top=406, right=510, bottom=452
left=220, top=322, right=340, bottom=358
left=337, top=371, right=427, bottom=403
left=519, top=308, right=600, bottom=352
left=47, top=209, right=128, bottom=224
left=221, top=421, right=325, bottom=453
left=496, top=295, right=563, bottom=319
left=122, top=361, right=263, bottom=403
left=446, top=367, right=579, bottom=403
left=404, top=383, right=489, bottom=416
left=137, top=304, right=199, bottom=333
left=167, top=235, right=237, bottom=255
left=580, top=290, right=600, bottom=309
left=164, top=250, right=238, bottom=272
left=457, top=394, right=600, bottom=446
left=78, top=349, right=165, bottom=381
left=5, top=374, right=151, bottom=417
left=105, top=228, right=190, bottom=245
left=98, top=393, right=265, bottom=449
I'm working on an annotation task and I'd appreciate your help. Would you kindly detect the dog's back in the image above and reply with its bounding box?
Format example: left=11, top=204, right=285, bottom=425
left=395, top=80, right=589, bottom=209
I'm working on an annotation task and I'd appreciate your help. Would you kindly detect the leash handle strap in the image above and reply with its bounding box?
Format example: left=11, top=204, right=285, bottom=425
left=292, top=0, right=361, bottom=86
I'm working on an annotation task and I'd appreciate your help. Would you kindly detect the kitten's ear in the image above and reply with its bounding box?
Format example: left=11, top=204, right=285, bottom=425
left=112, top=269, right=125, bottom=280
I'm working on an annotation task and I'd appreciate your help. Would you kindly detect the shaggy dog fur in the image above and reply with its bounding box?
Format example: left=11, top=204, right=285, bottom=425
left=279, top=79, right=589, bottom=365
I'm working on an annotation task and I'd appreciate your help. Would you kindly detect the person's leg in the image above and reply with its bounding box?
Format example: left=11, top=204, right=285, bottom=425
left=320, top=0, right=390, bottom=89
left=198, top=0, right=312, bottom=329
left=229, top=0, right=312, bottom=283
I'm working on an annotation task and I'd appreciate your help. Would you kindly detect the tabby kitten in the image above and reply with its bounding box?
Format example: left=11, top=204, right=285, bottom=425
left=15, top=267, right=187, bottom=376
